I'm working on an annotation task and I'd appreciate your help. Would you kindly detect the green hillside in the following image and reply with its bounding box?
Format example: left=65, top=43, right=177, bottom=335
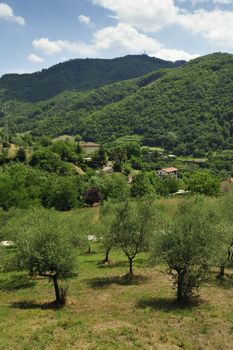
left=1, top=52, right=233, bottom=155
left=82, top=52, right=233, bottom=154
left=0, top=70, right=165, bottom=138
left=0, top=54, right=183, bottom=102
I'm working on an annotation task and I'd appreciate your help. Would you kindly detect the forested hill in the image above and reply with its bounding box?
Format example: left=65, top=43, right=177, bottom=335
left=81, top=52, right=233, bottom=154
left=0, top=55, right=184, bottom=102
left=1, top=52, right=233, bottom=154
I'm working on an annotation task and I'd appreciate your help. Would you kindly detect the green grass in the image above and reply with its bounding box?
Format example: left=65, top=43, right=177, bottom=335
left=141, top=146, right=165, bottom=153
left=176, top=156, right=207, bottom=162
left=1, top=244, right=233, bottom=349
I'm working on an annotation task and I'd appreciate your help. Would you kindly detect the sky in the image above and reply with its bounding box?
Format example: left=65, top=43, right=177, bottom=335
left=1, top=0, right=233, bottom=76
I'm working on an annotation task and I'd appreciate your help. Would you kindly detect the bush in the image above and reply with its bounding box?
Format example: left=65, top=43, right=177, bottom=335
left=83, top=187, right=102, bottom=206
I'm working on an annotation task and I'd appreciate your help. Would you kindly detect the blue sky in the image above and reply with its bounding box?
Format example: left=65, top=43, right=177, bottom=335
left=1, top=0, right=233, bottom=76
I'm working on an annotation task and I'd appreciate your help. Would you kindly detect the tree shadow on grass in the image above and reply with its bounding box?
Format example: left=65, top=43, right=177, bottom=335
left=11, top=300, right=64, bottom=310
left=87, top=274, right=149, bottom=289
left=136, top=297, right=198, bottom=313
left=82, top=251, right=98, bottom=257
left=0, top=274, right=36, bottom=291
left=97, top=261, right=128, bottom=269
left=97, top=260, right=150, bottom=269
left=213, top=275, right=233, bottom=289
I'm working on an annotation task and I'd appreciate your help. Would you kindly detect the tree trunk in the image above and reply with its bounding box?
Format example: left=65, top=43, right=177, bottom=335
left=177, top=270, right=187, bottom=303
left=29, top=265, right=33, bottom=277
left=217, top=265, right=225, bottom=279
left=52, top=274, right=61, bottom=304
left=103, top=248, right=110, bottom=263
left=129, top=257, right=133, bottom=277
left=87, top=244, right=91, bottom=254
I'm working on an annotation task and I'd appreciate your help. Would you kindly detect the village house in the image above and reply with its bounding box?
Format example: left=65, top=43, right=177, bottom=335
left=157, top=167, right=179, bottom=178
left=102, top=165, right=113, bottom=175
left=102, top=161, right=113, bottom=174
left=80, top=142, right=101, bottom=154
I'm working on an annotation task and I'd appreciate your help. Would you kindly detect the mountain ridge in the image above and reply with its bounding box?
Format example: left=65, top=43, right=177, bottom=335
left=0, top=54, right=185, bottom=102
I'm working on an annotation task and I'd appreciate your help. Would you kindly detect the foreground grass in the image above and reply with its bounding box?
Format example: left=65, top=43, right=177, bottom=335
left=1, top=246, right=233, bottom=350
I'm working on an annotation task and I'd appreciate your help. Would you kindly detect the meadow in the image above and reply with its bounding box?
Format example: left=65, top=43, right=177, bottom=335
left=1, top=240, right=233, bottom=350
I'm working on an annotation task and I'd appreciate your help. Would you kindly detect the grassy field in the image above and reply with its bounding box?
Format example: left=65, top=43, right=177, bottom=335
left=0, top=144, right=19, bottom=158
left=0, top=143, right=33, bottom=160
left=1, top=243, right=233, bottom=350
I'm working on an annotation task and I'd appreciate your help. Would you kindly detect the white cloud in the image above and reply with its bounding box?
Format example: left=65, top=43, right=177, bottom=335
left=32, top=23, right=198, bottom=61
left=92, top=0, right=233, bottom=48
left=178, top=9, right=233, bottom=47
left=32, top=37, right=96, bottom=56
left=0, top=3, right=25, bottom=25
left=178, top=0, right=233, bottom=6
left=33, top=38, right=66, bottom=55
left=92, top=0, right=178, bottom=32
left=155, top=48, right=198, bottom=61
left=213, top=0, right=233, bottom=3
left=93, top=23, right=161, bottom=52
left=27, top=54, right=44, bottom=63
left=78, top=14, right=93, bottom=26
left=94, top=23, right=198, bottom=60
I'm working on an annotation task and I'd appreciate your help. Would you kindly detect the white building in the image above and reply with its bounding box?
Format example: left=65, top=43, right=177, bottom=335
left=157, top=167, right=179, bottom=178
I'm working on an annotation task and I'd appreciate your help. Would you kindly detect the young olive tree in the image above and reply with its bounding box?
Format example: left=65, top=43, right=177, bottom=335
left=153, top=198, right=218, bottom=303
left=69, top=209, right=99, bottom=254
left=6, top=208, right=76, bottom=305
left=67, top=206, right=101, bottom=255
left=98, top=201, right=117, bottom=263
left=111, top=201, right=153, bottom=277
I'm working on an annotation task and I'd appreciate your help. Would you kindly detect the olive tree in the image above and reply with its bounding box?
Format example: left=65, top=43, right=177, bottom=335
left=111, top=201, right=153, bottom=277
left=69, top=208, right=100, bottom=254
left=152, top=198, right=218, bottom=303
left=98, top=201, right=117, bottom=263
left=6, top=208, right=76, bottom=305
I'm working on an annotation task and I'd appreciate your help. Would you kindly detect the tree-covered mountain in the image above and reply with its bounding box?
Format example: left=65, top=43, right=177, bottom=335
left=0, top=55, right=184, bottom=102
left=1, top=52, right=233, bottom=155
left=80, top=52, right=233, bottom=154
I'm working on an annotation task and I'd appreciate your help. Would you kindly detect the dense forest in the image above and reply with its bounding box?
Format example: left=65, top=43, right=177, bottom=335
left=0, top=55, right=183, bottom=102
left=1, top=53, right=233, bottom=154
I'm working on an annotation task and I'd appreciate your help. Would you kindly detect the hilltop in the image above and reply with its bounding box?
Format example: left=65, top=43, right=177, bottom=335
left=0, top=55, right=184, bottom=102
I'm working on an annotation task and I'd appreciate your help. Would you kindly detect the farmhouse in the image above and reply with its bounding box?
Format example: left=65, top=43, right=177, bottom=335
left=158, top=167, right=179, bottom=178
left=80, top=142, right=101, bottom=154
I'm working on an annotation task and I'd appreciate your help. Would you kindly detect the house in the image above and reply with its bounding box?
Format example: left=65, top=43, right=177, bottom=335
left=84, top=157, right=92, bottom=162
left=157, top=167, right=179, bottom=178
left=220, top=178, right=233, bottom=193
left=0, top=240, right=14, bottom=247
left=80, top=142, right=101, bottom=154
left=102, top=166, right=113, bottom=174
left=168, top=154, right=177, bottom=159
left=172, top=190, right=190, bottom=196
